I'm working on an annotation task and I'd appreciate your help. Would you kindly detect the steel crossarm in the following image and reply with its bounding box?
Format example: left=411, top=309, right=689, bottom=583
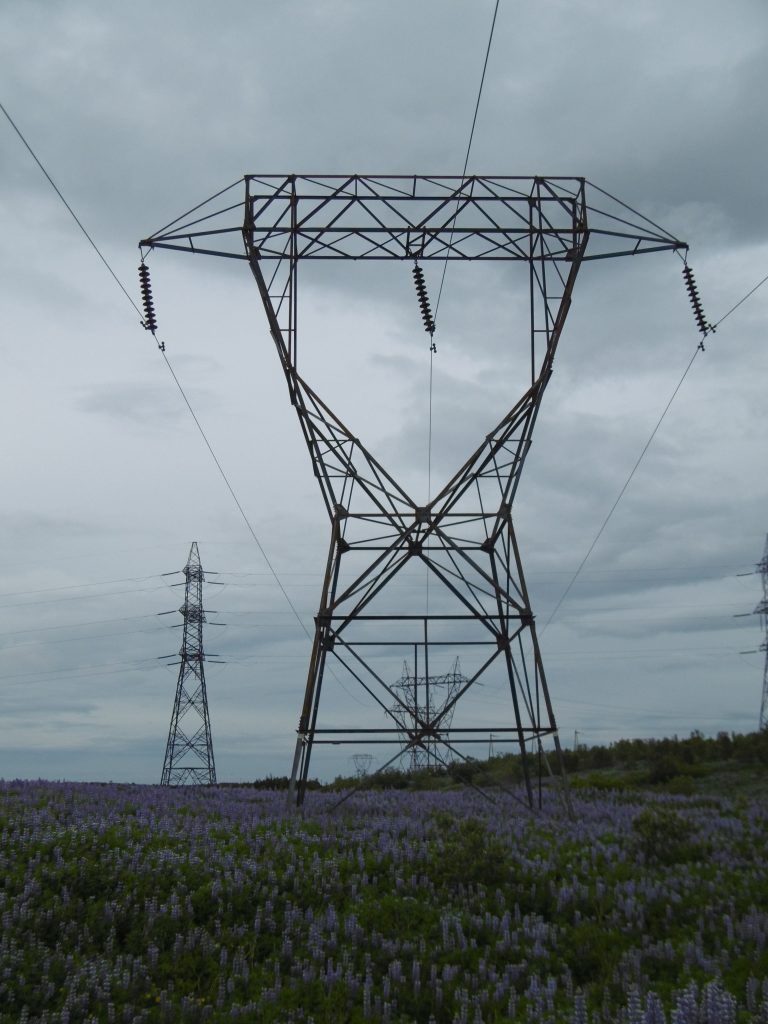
left=142, top=176, right=686, bottom=265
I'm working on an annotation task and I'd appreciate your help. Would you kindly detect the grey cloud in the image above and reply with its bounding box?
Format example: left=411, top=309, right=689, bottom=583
left=76, top=381, right=191, bottom=424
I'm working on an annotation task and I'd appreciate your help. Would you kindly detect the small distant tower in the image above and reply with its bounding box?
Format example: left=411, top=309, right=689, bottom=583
left=390, top=658, right=466, bottom=771
left=352, top=753, right=373, bottom=778
left=757, top=535, right=768, bottom=730
left=161, top=543, right=217, bottom=785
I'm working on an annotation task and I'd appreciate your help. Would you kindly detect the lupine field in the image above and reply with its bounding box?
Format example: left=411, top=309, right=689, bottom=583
left=1, top=779, right=767, bottom=1023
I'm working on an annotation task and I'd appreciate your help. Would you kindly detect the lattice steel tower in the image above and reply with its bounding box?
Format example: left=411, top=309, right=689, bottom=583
left=161, top=542, right=217, bottom=785
left=390, top=659, right=466, bottom=771
left=757, top=535, right=768, bottom=730
left=141, top=175, right=688, bottom=806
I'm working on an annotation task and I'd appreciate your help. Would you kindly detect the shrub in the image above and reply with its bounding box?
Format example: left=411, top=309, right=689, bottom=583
left=631, top=805, right=700, bottom=865
left=431, top=814, right=508, bottom=889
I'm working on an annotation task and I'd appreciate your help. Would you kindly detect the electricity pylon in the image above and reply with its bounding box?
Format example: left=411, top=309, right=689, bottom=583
left=757, top=535, right=768, bottom=730
left=390, top=659, right=466, bottom=771
left=141, top=174, right=689, bottom=806
left=160, top=542, right=219, bottom=785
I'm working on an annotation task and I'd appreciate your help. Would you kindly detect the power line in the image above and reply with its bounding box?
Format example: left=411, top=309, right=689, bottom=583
left=0, top=613, right=159, bottom=639
left=425, top=0, right=501, bottom=619
left=540, top=262, right=767, bottom=632
left=0, top=584, right=168, bottom=611
left=541, top=342, right=702, bottom=632
left=712, top=270, right=768, bottom=330
left=433, top=0, right=501, bottom=322
left=158, top=350, right=312, bottom=641
left=0, top=574, right=163, bottom=601
left=0, top=102, right=375, bottom=715
left=0, top=656, right=160, bottom=685
left=5, top=98, right=765, bottom=660
left=474, top=688, right=736, bottom=717
left=1, top=625, right=169, bottom=653
left=0, top=100, right=312, bottom=645
left=0, top=100, right=144, bottom=322
left=216, top=561, right=750, bottom=579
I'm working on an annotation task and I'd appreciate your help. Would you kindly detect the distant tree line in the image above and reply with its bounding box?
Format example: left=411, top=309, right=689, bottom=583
left=322, top=729, right=768, bottom=793
left=221, top=730, right=767, bottom=792
left=569, top=728, right=765, bottom=766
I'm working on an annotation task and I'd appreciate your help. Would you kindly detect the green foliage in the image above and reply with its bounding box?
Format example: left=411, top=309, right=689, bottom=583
left=314, top=730, right=768, bottom=799
left=631, top=804, right=701, bottom=865
left=559, top=920, right=623, bottom=986
left=569, top=771, right=639, bottom=792
left=2, top=778, right=767, bottom=1023
left=646, top=755, right=688, bottom=785
left=662, top=774, right=695, bottom=796
left=563, top=730, right=768, bottom=780
left=447, top=759, right=481, bottom=785
left=429, top=813, right=508, bottom=890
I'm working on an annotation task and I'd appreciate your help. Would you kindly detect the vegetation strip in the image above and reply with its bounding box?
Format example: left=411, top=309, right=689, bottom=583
left=1, top=754, right=767, bottom=1022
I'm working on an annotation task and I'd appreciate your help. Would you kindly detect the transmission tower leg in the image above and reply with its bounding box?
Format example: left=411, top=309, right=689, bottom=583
left=507, top=519, right=572, bottom=811
left=289, top=520, right=343, bottom=803
left=758, top=535, right=768, bottom=730
left=161, top=672, right=186, bottom=785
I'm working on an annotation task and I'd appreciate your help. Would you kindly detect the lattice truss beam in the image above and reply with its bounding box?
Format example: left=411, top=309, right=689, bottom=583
left=142, top=175, right=686, bottom=806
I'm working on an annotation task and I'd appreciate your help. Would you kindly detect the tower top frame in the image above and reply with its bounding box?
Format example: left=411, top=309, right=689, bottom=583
left=141, top=174, right=687, bottom=265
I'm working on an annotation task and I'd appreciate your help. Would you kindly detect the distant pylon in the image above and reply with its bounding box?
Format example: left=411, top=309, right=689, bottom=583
left=352, top=753, right=373, bottom=778
left=161, top=543, right=218, bottom=785
left=390, top=658, right=466, bottom=771
left=757, top=535, right=768, bottom=730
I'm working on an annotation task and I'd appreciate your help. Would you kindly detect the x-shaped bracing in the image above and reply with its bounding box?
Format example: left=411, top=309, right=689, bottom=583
left=247, top=234, right=585, bottom=807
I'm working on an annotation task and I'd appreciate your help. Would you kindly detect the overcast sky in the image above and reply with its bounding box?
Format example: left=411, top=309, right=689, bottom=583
left=1, top=0, right=767, bottom=784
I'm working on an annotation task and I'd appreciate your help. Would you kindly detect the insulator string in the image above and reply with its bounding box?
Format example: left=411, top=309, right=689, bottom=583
left=138, top=262, right=160, bottom=340
left=412, top=261, right=436, bottom=339
left=682, top=262, right=714, bottom=346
